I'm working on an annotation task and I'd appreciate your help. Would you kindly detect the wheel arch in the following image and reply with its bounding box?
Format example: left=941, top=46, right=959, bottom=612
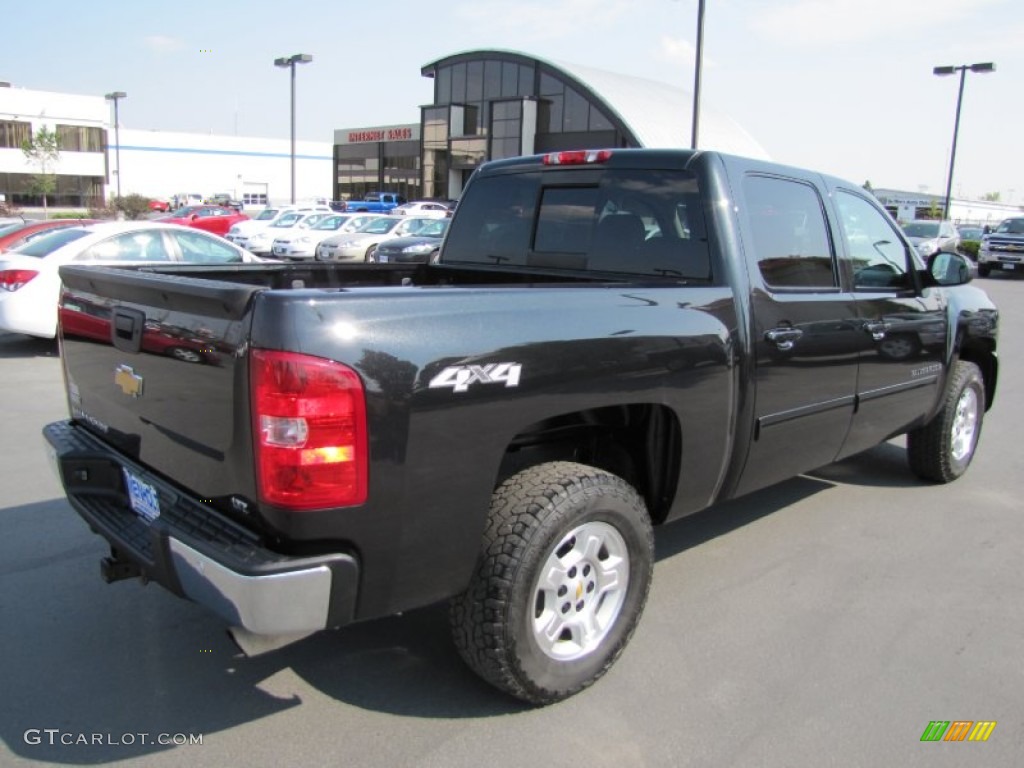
left=957, top=338, right=997, bottom=411
left=495, top=403, right=682, bottom=524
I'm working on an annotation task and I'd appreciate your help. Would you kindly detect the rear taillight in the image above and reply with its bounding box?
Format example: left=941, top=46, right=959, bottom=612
left=0, top=269, right=39, bottom=292
left=542, top=149, right=613, bottom=165
left=251, top=349, right=368, bottom=510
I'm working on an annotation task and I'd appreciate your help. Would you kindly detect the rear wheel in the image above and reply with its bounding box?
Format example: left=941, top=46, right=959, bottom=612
left=450, top=461, right=654, bottom=704
left=907, top=360, right=985, bottom=482
left=365, top=244, right=377, bottom=262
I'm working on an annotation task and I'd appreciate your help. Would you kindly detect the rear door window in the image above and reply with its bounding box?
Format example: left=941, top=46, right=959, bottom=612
left=743, top=175, right=836, bottom=289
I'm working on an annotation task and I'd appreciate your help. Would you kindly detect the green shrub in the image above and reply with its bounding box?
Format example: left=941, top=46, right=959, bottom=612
left=88, top=203, right=118, bottom=219
left=959, top=240, right=980, bottom=259
left=51, top=211, right=90, bottom=219
left=113, top=194, right=153, bottom=221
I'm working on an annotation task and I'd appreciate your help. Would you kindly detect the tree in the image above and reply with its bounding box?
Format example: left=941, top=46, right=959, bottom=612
left=981, top=191, right=1001, bottom=202
left=21, top=126, right=61, bottom=219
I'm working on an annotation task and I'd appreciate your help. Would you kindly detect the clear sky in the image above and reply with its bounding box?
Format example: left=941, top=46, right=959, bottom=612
left=6, top=0, right=1021, bottom=202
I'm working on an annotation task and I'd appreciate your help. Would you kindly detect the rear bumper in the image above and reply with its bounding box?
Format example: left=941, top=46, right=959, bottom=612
left=43, top=420, right=359, bottom=635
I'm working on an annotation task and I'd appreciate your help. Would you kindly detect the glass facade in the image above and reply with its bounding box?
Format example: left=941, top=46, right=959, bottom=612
left=332, top=51, right=641, bottom=202
left=418, top=52, right=634, bottom=199
left=333, top=133, right=421, bottom=203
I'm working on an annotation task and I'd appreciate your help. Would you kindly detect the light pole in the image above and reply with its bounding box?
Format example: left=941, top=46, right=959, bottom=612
left=691, top=0, right=706, bottom=150
left=933, top=62, right=994, bottom=220
left=274, top=53, right=313, bottom=204
left=104, top=91, right=127, bottom=200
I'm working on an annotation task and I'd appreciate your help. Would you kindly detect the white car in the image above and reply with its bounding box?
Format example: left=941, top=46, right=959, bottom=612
left=0, top=221, right=263, bottom=339
left=270, top=214, right=386, bottom=261
left=392, top=201, right=453, bottom=219
left=316, top=217, right=435, bottom=262
left=232, top=211, right=331, bottom=256
left=225, top=204, right=332, bottom=245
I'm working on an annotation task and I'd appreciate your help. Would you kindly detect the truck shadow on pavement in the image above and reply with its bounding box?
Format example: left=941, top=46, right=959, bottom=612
left=2, top=444, right=925, bottom=762
left=0, top=332, right=58, bottom=358
left=655, top=441, right=918, bottom=561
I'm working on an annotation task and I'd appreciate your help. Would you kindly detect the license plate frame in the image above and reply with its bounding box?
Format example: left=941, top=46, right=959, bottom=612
left=123, top=468, right=161, bottom=522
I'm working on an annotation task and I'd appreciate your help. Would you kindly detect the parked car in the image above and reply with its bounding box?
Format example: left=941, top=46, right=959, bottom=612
left=206, top=193, right=244, bottom=211
left=901, top=220, right=960, bottom=258
left=334, top=192, right=406, bottom=214
left=159, top=205, right=249, bottom=237
left=270, top=214, right=385, bottom=261
left=225, top=205, right=333, bottom=245
left=315, top=216, right=433, bottom=262
left=233, top=211, right=331, bottom=256
left=977, top=216, right=1024, bottom=277
left=370, top=218, right=450, bottom=263
left=0, top=219, right=98, bottom=254
left=957, top=226, right=984, bottom=242
left=391, top=201, right=453, bottom=219
left=148, top=199, right=171, bottom=213
left=0, top=221, right=264, bottom=339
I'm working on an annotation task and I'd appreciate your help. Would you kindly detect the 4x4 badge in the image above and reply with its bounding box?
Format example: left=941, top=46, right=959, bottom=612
left=114, top=365, right=144, bottom=398
left=429, top=363, right=522, bottom=393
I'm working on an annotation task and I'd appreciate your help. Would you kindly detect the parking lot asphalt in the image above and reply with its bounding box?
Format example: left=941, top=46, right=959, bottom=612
left=1, top=275, right=1022, bottom=768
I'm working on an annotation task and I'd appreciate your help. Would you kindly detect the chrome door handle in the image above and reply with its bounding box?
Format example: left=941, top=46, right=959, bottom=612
left=863, top=321, right=889, bottom=341
left=765, top=327, right=804, bottom=351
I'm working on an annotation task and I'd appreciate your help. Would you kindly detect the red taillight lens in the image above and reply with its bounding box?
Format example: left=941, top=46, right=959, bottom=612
left=0, top=269, right=39, bottom=292
left=251, top=349, right=368, bottom=510
left=542, top=149, right=613, bottom=166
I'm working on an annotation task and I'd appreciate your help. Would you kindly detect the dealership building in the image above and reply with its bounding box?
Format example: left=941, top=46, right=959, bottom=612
left=2, top=50, right=1019, bottom=223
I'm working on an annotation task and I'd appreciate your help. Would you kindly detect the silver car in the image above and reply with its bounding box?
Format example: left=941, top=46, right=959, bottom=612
left=316, top=216, right=433, bottom=262
left=901, top=220, right=960, bottom=258
left=270, top=214, right=377, bottom=261
left=233, top=211, right=330, bottom=256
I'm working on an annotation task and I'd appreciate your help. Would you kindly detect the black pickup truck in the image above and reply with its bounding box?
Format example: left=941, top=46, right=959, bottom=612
left=44, top=148, right=998, bottom=704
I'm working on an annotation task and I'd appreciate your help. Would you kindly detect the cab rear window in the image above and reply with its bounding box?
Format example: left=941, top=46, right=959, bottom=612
left=442, top=169, right=712, bottom=279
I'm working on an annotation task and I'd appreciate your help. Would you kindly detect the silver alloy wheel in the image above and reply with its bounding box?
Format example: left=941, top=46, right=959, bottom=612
left=171, top=347, right=203, bottom=363
left=950, top=386, right=979, bottom=461
left=531, top=521, right=629, bottom=661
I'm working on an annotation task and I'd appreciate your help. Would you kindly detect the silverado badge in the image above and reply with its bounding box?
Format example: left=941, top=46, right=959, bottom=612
left=114, top=365, right=144, bottom=398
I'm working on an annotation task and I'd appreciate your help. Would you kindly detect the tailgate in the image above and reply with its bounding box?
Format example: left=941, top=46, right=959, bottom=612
left=58, top=265, right=262, bottom=503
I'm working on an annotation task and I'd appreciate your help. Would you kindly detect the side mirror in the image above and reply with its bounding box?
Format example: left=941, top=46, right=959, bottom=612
left=190, top=214, right=199, bottom=221
left=928, top=251, right=973, bottom=286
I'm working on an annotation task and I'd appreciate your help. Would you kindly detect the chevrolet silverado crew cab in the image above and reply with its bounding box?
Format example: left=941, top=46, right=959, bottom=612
left=977, top=215, right=1024, bottom=277
left=44, top=148, right=998, bottom=705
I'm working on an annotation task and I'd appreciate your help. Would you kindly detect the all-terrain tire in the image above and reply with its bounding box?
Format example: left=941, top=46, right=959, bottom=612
left=450, top=461, right=654, bottom=705
left=907, top=360, right=985, bottom=483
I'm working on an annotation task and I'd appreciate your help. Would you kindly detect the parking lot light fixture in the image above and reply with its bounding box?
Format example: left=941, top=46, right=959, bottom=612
left=933, top=62, right=995, bottom=219
left=104, top=91, right=127, bottom=200
left=274, top=54, right=313, bottom=204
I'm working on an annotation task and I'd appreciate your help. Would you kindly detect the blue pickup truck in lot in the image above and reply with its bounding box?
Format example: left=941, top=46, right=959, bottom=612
left=335, top=191, right=406, bottom=213
left=44, top=147, right=997, bottom=705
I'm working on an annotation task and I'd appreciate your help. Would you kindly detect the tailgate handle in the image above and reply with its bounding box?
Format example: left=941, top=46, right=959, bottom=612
left=111, top=307, right=146, bottom=353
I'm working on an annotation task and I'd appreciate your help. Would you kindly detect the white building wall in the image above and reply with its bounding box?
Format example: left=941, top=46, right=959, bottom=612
left=2, top=86, right=333, bottom=209
left=115, top=129, right=333, bottom=208
left=0, top=87, right=107, bottom=178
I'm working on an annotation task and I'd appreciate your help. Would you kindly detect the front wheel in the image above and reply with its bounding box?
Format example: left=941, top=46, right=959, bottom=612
left=365, top=244, right=377, bottom=262
left=977, top=263, right=991, bottom=277
left=907, top=360, right=985, bottom=483
left=450, top=461, right=654, bottom=705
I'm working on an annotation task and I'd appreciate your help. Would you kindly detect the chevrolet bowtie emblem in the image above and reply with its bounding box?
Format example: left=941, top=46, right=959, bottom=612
left=114, top=365, right=144, bottom=397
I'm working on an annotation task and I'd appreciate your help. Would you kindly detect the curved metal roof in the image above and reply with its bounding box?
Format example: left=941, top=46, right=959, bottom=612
left=422, top=49, right=770, bottom=160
